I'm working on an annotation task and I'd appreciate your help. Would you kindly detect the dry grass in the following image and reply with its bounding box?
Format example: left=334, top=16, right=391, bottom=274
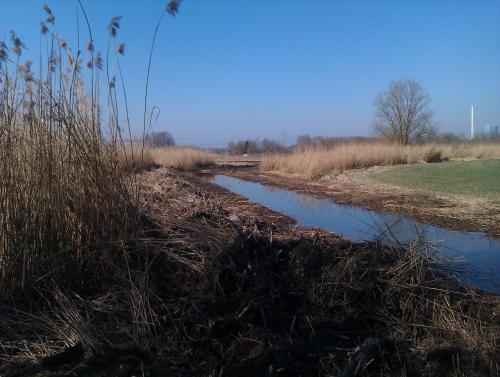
left=148, top=146, right=216, bottom=170
left=118, top=143, right=157, bottom=172
left=0, top=169, right=498, bottom=376
left=0, top=0, right=188, bottom=299
left=0, top=24, right=141, bottom=296
left=0, top=4, right=186, bottom=370
left=260, top=142, right=500, bottom=179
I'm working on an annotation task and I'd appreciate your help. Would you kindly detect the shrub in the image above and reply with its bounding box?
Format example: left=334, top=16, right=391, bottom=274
left=424, top=149, right=443, bottom=163
left=145, top=131, right=175, bottom=147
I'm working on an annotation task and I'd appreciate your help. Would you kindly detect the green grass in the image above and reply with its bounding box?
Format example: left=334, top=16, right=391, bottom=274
left=370, top=159, right=500, bottom=200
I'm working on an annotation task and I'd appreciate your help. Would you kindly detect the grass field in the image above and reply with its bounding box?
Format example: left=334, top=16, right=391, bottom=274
left=370, top=159, right=500, bottom=200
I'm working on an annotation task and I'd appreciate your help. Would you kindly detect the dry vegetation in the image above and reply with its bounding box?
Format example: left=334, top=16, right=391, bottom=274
left=0, top=19, right=141, bottom=296
left=261, top=142, right=500, bottom=179
left=119, top=145, right=217, bottom=172
left=147, top=146, right=217, bottom=169
left=0, top=3, right=499, bottom=376
left=2, top=170, right=498, bottom=376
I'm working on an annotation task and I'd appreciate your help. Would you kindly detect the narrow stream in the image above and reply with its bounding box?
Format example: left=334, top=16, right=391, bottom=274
left=204, top=174, right=500, bottom=293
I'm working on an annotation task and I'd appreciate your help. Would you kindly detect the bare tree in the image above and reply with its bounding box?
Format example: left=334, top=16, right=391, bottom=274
left=145, top=131, right=175, bottom=147
left=374, top=79, right=433, bottom=144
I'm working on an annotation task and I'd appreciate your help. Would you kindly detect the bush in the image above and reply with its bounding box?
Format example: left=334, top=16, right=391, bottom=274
left=145, top=131, right=175, bottom=147
left=424, top=149, right=443, bottom=163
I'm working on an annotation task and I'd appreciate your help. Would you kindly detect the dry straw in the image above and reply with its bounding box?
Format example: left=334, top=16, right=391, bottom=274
left=148, top=146, right=216, bottom=170
left=0, top=1, right=182, bottom=296
left=261, top=142, right=500, bottom=179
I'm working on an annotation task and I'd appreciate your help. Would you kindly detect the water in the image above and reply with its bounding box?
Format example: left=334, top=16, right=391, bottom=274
left=204, top=174, right=500, bottom=293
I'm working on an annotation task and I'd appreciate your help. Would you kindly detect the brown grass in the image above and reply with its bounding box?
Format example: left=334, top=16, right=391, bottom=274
left=0, top=26, right=141, bottom=296
left=148, top=146, right=216, bottom=170
left=0, top=168, right=498, bottom=376
left=260, top=142, right=500, bottom=179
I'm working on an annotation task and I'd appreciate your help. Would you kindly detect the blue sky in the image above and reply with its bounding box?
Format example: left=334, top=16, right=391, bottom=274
left=1, top=0, right=499, bottom=146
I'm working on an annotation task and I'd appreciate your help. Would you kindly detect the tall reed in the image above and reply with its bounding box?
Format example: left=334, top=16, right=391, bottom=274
left=0, top=5, right=144, bottom=296
left=260, top=142, right=500, bottom=179
left=149, top=146, right=217, bottom=170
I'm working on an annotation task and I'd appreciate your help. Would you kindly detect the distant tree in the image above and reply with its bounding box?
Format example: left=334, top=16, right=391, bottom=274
left=261, top=138, right=286, bottom=153
left=227, top=142, right=237, bottom=155
left=228, top=140, right=256, bottom=155
left=227, top=138, right=285, bottom=155
left=236, top=140, right=257, bottom=155
left=146, top=131, right=175, bottom=147
left=421, top=126, right=439, bottom=142
left=296, top=134, right=312, bottom=146
left=374, top=79, right=433, bottom=145
left=295, top=135, right=376, bottom=150
left=436, top=132, right=463, bottom=143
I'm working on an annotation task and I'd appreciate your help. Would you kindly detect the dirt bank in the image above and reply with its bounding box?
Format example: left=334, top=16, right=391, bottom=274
left=205, top=167, right=500, bottom=238
left=1, top=169, right=498, bottom=376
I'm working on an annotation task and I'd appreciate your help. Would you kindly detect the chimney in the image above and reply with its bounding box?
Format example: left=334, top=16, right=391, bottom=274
left=470, top=105, right=474, bottom=139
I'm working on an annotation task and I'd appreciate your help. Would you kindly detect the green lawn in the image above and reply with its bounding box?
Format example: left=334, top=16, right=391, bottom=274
left=370, top=159, right=500, bottom=200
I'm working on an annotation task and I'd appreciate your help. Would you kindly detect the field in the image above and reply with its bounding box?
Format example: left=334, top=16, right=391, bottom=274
left=371, top=159, right=500, bottom=201
left=260, top=142, right=500, bottom=179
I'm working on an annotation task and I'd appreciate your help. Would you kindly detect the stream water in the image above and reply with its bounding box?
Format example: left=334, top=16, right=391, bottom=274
left=204, top=174, right=500, bottom=293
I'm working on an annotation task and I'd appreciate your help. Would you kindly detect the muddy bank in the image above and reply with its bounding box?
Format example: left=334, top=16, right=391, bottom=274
left=203, top=167, right=500, bottom=238
left=1, top=169, right=498, bottom=376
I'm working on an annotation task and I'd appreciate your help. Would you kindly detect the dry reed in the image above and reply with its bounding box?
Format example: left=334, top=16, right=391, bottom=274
left=0, top=4, right=144, bottom=296
left=260, top=142, right=500, bottom=179
left=149, top=146, right=216, bottom=170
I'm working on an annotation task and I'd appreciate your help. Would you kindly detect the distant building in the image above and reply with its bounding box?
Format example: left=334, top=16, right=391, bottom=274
left=484, top=125, right=499, bottom=137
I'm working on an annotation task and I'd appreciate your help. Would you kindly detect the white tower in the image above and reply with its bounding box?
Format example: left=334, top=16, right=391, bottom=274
left=470, top=105, right=474, bottom=139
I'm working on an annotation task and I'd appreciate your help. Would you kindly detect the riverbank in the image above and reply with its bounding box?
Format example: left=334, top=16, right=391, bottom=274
left=206, top=165, right=500, bottom=238
left=1, top=168, right=498, bottom=376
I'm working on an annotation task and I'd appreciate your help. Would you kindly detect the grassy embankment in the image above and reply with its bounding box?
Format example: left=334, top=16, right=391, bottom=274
left=371, top=159, right=500, bottom=201
left=260, top=142, right=500, bottom=179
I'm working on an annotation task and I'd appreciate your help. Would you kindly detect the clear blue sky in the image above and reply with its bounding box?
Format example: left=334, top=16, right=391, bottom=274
left=1, top=0, right=499, bottom=146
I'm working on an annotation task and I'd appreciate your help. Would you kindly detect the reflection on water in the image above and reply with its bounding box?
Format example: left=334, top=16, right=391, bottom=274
left=204, top=174, right=500, bottom=293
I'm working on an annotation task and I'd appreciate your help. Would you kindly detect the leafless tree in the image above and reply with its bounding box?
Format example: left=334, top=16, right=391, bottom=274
left=145, top=131, right=175, bottom=147
left=374, top=79, right=433, bottom=144
left=227, top=138, right=286, bottom=155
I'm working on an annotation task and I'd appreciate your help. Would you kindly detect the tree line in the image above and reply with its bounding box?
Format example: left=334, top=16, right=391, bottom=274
left=147, top=79, right=498, bottom=153
left=227, top=139, right=287, bottom=155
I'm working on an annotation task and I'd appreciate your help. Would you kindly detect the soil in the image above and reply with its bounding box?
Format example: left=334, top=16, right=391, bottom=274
left=201, top=166, right=500, bottom=238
